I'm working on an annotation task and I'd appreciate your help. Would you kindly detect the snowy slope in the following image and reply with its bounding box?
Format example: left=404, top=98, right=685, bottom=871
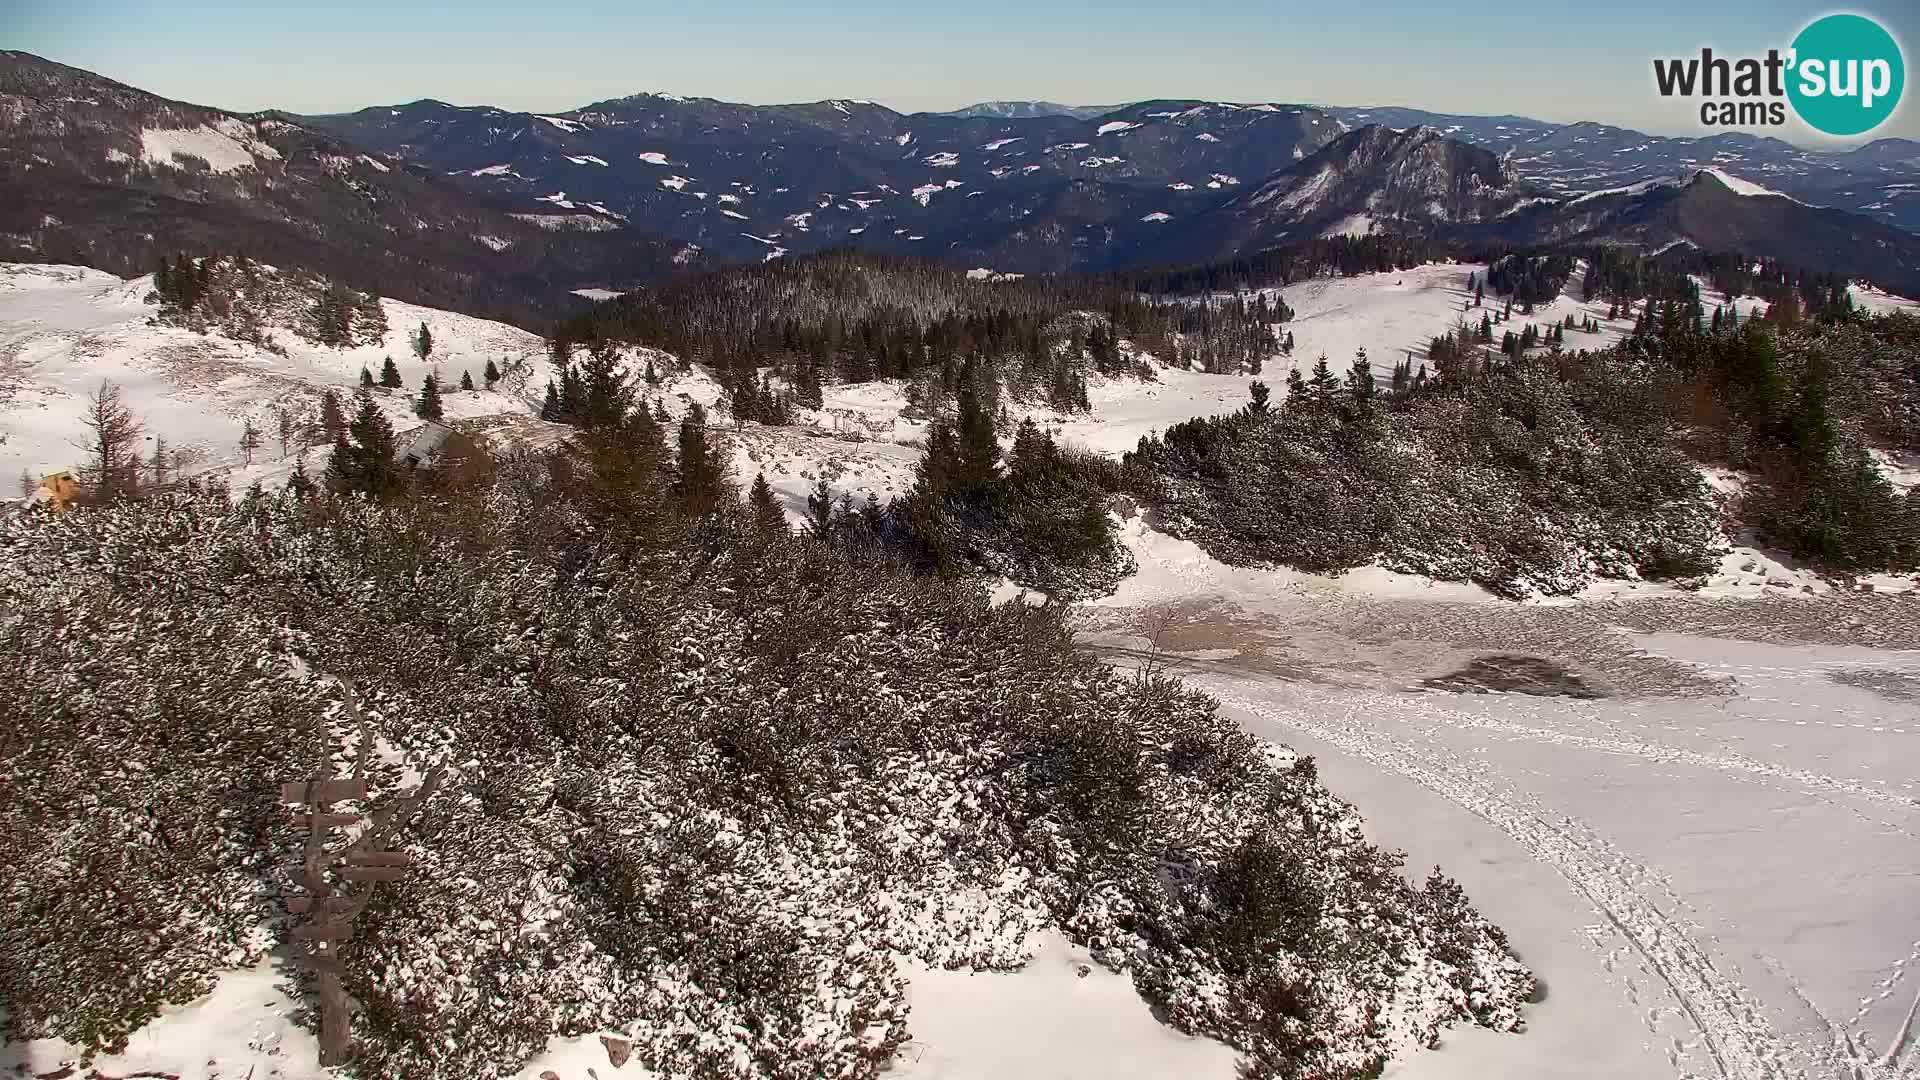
left=1076, top=525, right=1920, bottom=1080
left=0, top=961, right=326, bottom=1080
left=1851, top=283, right=1920, bottom=317
left=0, top=263, right=550, bottom=487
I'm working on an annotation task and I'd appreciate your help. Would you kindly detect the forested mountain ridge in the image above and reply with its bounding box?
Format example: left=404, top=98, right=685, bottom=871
left=0, top=50, right=688, bottom=329
left=303, top=94, right=1345, bottom=270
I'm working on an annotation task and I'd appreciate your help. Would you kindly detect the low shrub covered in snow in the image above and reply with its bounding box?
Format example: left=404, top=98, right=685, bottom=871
left=1127, top=354, right=1723, bottom=598
left=0, top=469, right=1532, bottom=1077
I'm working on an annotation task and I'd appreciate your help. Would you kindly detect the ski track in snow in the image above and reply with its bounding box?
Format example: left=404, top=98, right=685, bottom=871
left=1101, top=519, right=1920, bottom=1079
left=1206, top=683, right=1893, bottom=1080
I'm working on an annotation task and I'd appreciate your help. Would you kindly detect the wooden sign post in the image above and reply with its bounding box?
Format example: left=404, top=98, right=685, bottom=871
left=282, top=679, right=442, bottom=1067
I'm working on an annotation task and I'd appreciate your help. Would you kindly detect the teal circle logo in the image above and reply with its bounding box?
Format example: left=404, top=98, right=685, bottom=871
left=1787, top=14, right=1904, bottom=136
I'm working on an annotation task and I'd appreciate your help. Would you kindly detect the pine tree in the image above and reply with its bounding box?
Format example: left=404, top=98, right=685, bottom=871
left=412, top=322, right=433, bottom=363
left=805, top=477, right=835, bottom=538
left=796, top=358, right=824, bottom=410
left=1348, top=350, right=1376, bottom=409
left=313, top=391, right=344, bottom=449
left=1246, top=381, right=1271, bottom=417
left=460, top=370, right=475, bottom=392
left=576, top=344, right=632, bottom=430
left=748, top=473, right=787, bottom=534
left=359, top=366, right=374, bottom=389
left=1307, top=355, right=1341, bottom=408
left=323, top=433, right=352, bottom=492
left=286, top=455, right=315, bottom=498
left=953, top=367, right=999, bottom=499
left=672, top=401, right=725, bottom=517
left=309, top=283, right=355, bottom=347
left=541, top=381, right=562, bottom=422
left=329, top=389, right=402, bottom=498
left=1007, top=417, right=1047, bottom=475
left=483, top=358, right=501, bottom=388
left=559, top=365, right=586, bottom=423
left=415, top=371, right=444, bottom=421
left=380, top=357, right=402, bottom=389
left=153, top=257, right=174, bottom=305
left=148, top=435, right=169, bottom=489
left=352, top=288, right=388, bottom=345
left=1285, top=368, right=1309, bottom=401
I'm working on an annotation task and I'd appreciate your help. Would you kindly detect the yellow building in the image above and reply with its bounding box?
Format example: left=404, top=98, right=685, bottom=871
left=36, top=471, right=80, bottom=511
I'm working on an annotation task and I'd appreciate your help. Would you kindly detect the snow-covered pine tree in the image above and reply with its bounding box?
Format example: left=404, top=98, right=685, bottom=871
left=671, top=402, right=726, bottom=517
left=748, top=473, right=787, bottom=534
left=415, top=372, right=444, bottom=421
left=806, top=477, right=835, bottom=538
left=320, top=389, right=347, bottom=444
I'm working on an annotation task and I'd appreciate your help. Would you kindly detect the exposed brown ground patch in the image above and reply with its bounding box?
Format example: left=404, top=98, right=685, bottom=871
left=1423, top=655, right=1603, bottom=698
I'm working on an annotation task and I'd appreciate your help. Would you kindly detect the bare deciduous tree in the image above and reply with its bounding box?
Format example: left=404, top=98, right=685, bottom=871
left=76, top=380, right=142, bottom=502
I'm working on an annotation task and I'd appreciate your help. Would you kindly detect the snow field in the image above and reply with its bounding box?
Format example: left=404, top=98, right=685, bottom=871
left=1076, top=513, right=1920, bottom=1078
left=0, top=263, right=572, bottom=488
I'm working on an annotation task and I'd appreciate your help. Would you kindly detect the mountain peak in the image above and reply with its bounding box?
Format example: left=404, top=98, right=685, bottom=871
left=1165, top=124, right=1533, bottom=260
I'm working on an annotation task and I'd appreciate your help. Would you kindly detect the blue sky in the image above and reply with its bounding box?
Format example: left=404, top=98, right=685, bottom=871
left=10, top=1, right=1916, bottom=141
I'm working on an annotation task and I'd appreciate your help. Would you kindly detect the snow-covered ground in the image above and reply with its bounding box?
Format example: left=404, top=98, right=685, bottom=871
left=0, top=263, right=550, bottom=487
left=1231, top=261, right=1641, bottom=390
left=0, top=960, right=326, bottom=1079
left=1062, top=519, right=1920, bottom=1080
left=1193, top=633, right=1920, bottom=1080
left=892, top=932, right=1239, bottom=1079
left=1853, top=284, right=1920, bottom=317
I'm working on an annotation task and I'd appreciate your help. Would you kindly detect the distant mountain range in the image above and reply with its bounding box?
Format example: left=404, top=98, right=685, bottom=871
left=940, top=101, right=1116, bottom=120
left=4, top=51, right=1918, bottom=318
left=1319, top=105, right=1920, bottom=234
